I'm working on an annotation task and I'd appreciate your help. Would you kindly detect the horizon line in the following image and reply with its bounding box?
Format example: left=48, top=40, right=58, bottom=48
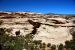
left=0, top=11, right=75, bottom=15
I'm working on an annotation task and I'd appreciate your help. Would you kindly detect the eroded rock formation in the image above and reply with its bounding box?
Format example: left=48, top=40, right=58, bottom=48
left=0, top=12, right=75, bottom=45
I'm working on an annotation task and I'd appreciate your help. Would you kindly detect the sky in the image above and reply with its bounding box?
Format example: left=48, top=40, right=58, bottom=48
left=0, top=0, right=75, bottom=14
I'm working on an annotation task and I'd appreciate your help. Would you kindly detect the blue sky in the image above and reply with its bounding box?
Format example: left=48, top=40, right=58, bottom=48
left=0, top=0, right=75, bottom=14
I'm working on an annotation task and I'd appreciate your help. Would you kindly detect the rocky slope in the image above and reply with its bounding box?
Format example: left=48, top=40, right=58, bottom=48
left=0, top=12, right=75, bottom=45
